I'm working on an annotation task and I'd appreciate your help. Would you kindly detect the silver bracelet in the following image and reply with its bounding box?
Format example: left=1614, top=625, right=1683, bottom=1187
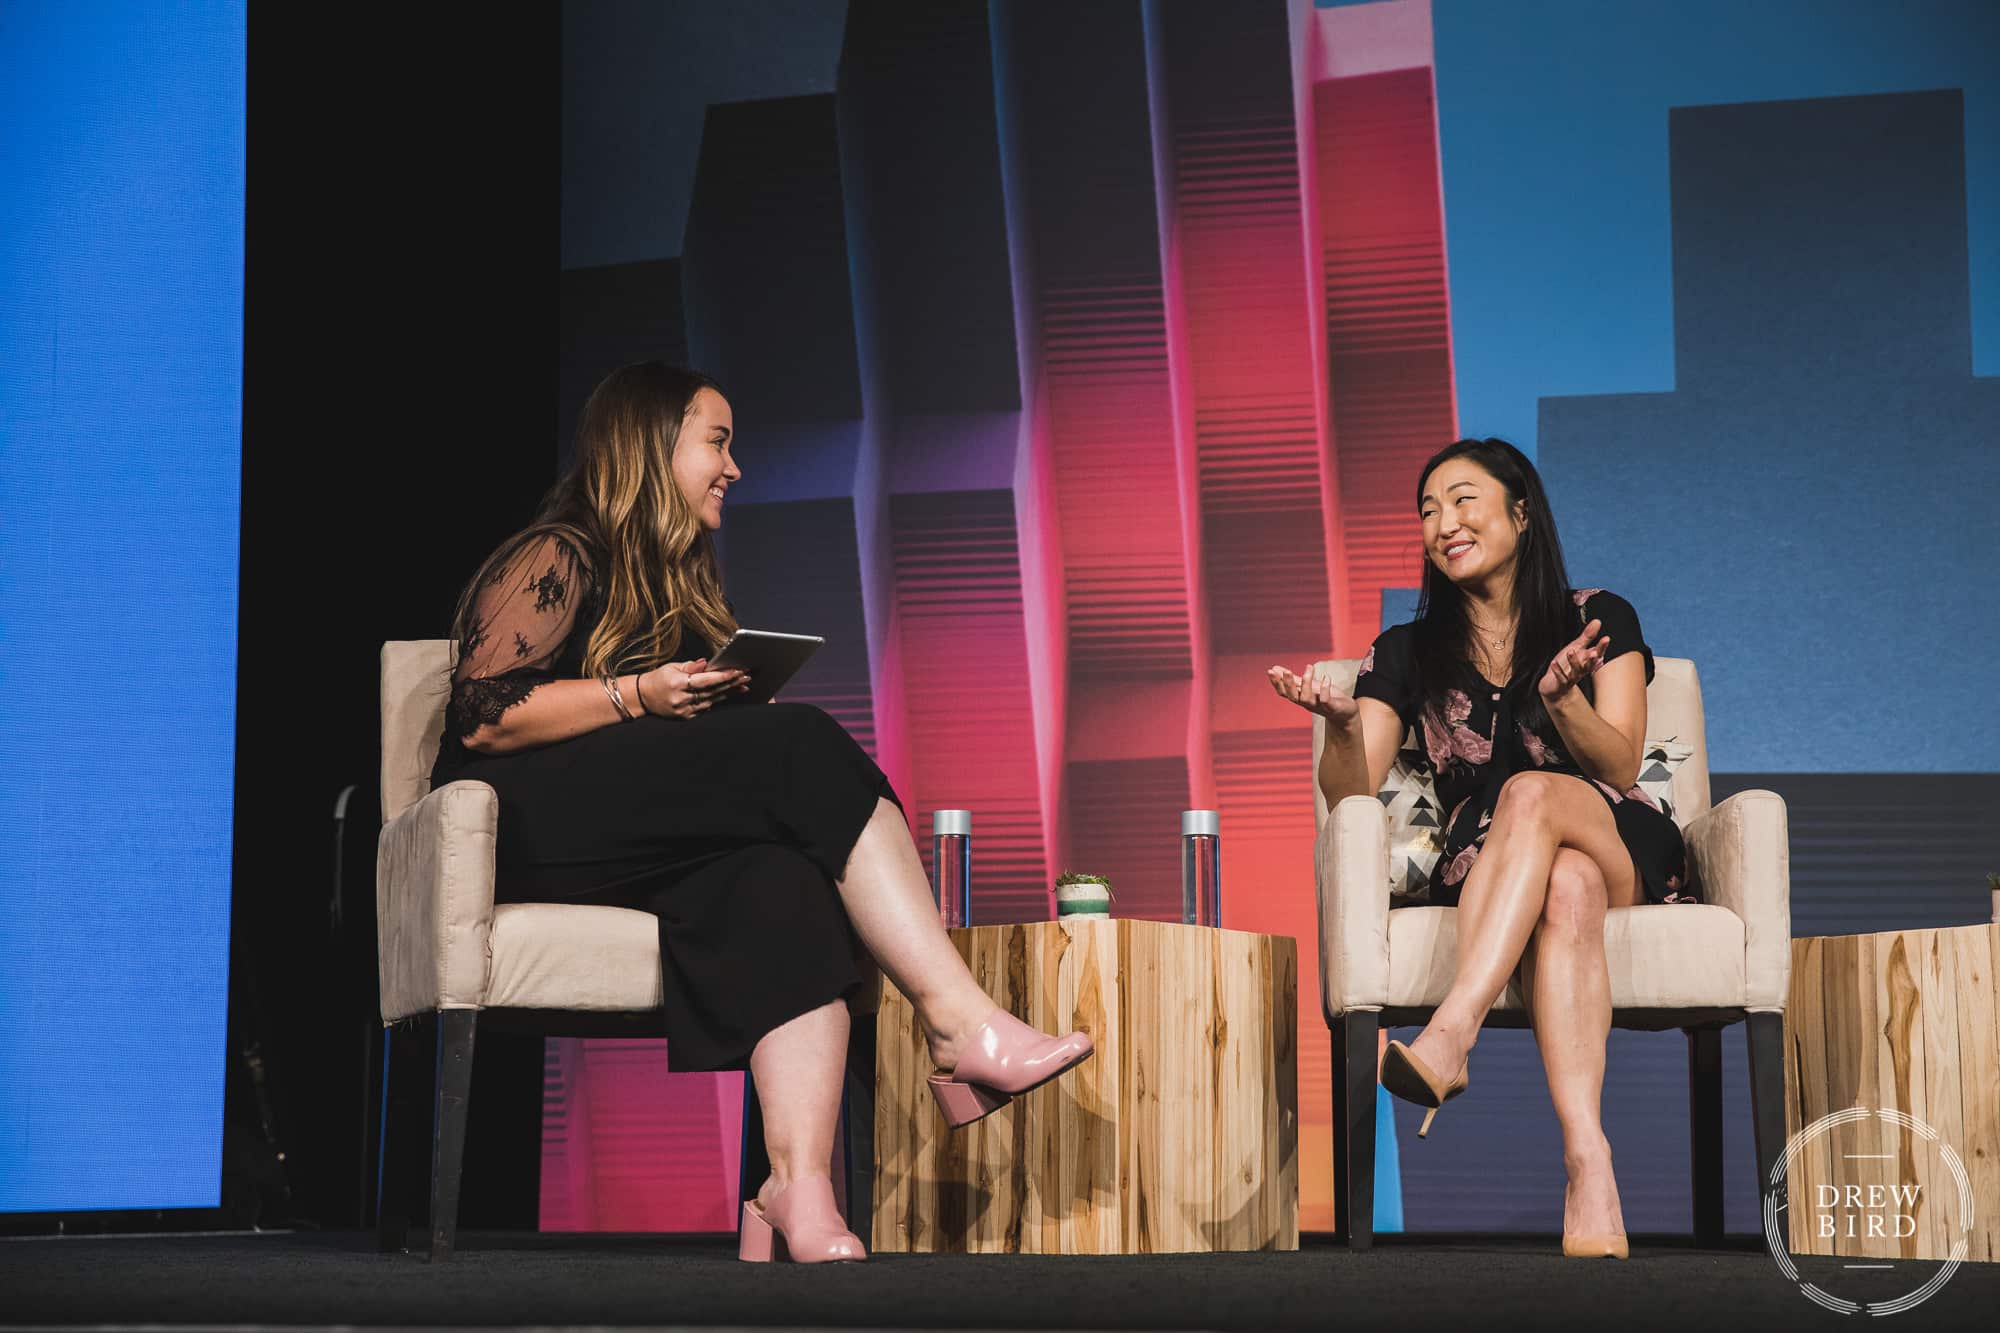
left=600, top=673, right=635, bottom=722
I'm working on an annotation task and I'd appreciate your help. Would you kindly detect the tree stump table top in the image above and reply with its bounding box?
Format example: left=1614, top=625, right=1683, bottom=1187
left=873, top=918, right=1298, bottom=1254
left=1786, top=922, right=1999, bottom=1263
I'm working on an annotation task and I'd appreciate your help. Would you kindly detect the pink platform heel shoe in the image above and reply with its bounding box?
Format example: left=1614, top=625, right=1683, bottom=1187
left=737, top=1176, right=865, bottom=1263
left=926, top=1008, right=1095, bottom=1129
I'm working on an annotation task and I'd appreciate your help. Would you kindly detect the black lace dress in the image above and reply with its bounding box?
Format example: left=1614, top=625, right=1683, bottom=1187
left=430, top=531, right=901, bottom=1071
left=1352, top=589, right=1691, bottom=907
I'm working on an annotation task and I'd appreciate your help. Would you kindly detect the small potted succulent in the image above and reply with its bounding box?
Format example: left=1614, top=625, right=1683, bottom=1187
left=1053, top=870, right=1115, bottom=919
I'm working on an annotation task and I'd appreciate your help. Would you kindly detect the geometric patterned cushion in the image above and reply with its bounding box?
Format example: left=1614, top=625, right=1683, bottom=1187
left=1380, top=742, right=1444, bottom=907
left=1635, top=736, right=1697, bottom=823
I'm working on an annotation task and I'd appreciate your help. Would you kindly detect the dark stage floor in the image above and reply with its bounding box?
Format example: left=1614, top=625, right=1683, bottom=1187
left=0, top=1230, right=1992, bottom=1332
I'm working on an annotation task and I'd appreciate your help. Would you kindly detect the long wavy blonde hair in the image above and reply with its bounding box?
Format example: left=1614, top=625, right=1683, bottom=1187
left=451, top=362, right=739, bottom=677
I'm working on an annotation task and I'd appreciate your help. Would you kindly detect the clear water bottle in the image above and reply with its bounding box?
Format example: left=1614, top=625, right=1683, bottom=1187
left=932, top=809, right=972, bottom=928
left=1181, top=810, right=1220, bottom=927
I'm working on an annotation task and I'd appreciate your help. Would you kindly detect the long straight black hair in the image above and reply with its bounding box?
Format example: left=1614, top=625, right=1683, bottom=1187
left=1410, top=438, right=1578, bottom=735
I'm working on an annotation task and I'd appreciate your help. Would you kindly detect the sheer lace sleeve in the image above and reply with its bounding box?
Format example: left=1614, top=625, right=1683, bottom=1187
left=445, top=532, right=592, bottom=743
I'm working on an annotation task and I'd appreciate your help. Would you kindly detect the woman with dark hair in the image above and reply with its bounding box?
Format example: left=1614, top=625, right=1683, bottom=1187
left=433, top=362, right=1091, bottom=1264
left=1267, top=437, right=1689, bottom=1259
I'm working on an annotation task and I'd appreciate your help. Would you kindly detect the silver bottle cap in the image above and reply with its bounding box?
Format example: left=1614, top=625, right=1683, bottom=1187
left=1181, top=809, right=1220, bottom=837
left=933, top=808, right=973, bottom=836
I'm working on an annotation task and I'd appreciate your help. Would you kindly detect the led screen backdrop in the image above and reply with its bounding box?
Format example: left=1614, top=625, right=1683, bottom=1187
left=551, top=0, right=1998, bottom=1236
left=0, top=1, right=245, bottom=1212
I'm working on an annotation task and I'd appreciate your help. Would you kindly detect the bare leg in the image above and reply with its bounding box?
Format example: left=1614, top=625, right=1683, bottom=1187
left=748, top=999, right=848, bottom=1210
left=836, top=798, right=1004, bottom=1070
left=1408, top=773, right=1636, bottom=1088
left=1440, top=828, right=1508, bottom=1068
left=1518, top=848, right=1632, bottom=1239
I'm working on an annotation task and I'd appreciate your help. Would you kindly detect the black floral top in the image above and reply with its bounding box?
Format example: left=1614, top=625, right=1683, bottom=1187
left=1352, top=589, right=1692, bottom=906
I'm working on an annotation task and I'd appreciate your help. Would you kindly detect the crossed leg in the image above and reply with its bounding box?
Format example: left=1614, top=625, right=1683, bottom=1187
left=1402, top=772, right=1638, bottom=1236
left=833, top=798, right=1006, bottom=1070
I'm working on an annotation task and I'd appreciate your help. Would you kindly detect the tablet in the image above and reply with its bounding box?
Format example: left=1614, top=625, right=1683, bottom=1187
left=703, top=628, right=824, bottom=706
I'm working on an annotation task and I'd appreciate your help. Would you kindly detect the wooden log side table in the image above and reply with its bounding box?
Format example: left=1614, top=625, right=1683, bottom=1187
left=1786, top=923, right=1999, bottom=1261
left=872, top=918, right=1298, bottom=1254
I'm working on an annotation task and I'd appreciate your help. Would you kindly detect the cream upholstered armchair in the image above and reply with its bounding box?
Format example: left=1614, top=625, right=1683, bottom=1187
left=1310, top=655, right=1791, bottom=1249
left=374, top=640, right=876, bottom=1260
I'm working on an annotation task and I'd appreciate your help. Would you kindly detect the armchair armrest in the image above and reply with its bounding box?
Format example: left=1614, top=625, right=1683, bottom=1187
left=376, top=779, right=500, bottom=1022
left=1682, top=788, right=1791, bottom=1011
left=1315, top=794, right=1393, bottom=1018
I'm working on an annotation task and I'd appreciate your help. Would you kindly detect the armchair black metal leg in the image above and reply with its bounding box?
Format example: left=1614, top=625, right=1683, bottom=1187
left=426, top=1009, right=478, bottom=1263
left=376, top=1013, right=435, bottom=1253
left=738, top=1075, right=771, bottom=1219
left=842, top=1013, right=877, bottom=1241
left=1745, top=1011, right=1788, bottom=1220
left=1688, top=1026, right=1724, bottom=1248
left=1330, top=1010, right=1379, bottom=1250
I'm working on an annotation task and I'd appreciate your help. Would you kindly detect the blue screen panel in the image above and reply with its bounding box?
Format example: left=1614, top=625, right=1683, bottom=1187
left=1434, top=0, right=2000, bottom=454
left=0, top=1, right=245, bottom=1212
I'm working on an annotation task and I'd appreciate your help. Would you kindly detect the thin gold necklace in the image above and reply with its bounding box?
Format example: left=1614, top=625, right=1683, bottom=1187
left=1470, top=615, right=1513, bottom=680
left=1469, top=617, right=1512, bottom=650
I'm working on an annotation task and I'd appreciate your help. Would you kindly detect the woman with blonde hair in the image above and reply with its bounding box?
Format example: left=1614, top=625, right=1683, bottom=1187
left=433, top=362, right=1091, bottom=1263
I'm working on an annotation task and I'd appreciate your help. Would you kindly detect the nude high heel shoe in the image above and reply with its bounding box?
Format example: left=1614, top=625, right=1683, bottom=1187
left=1562, top=1233, right=1629, bottom=1259
left=1562, top=1153, right=1628, bottom=1258
left=1379, top=1039, right=1469, bottom=1137
left=737, top=1176, right=865, bottom=1263
left=926, top=1008, right=1094, bottom=1129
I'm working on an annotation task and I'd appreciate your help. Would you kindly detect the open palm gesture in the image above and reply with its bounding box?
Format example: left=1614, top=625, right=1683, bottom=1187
left=1268, top=664, right=1359, bottom=725
left=1538, top=619, right=1610, bottom=701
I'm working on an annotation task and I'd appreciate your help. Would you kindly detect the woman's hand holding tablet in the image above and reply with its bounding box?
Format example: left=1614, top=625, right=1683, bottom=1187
left=704, top=629, right=824, bottom=706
